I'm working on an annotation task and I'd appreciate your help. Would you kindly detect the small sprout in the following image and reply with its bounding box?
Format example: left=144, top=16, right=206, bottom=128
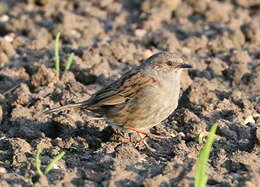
left=44, top=151, right=65, bottom=174
left=0, top=63, right=4, bottom=68
left=197, top=132, right=205, bottom=144
left=64, top=53, right=75, bottom=71
left=35, top=147, right=43, bottom=175
left=54, top=32, right=61, bottom=73
left=35, top=147, right=65, bottom=175
left=195, top=123, right=218, bottom=187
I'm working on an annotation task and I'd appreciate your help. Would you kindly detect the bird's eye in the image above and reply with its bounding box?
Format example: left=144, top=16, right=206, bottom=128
left=166, top=61, right=173, bottom=66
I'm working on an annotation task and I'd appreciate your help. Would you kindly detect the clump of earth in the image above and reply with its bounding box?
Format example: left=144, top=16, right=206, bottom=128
left=0, top=0, right=259, bottom=186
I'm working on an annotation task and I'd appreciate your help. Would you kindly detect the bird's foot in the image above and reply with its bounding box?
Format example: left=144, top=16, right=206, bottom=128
left=125, top=126, right=170, bottom=151
left=125, top=126, right=170, bottom=140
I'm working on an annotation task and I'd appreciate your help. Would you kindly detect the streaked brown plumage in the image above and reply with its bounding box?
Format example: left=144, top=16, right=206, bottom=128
left=43, top=52, right=192, bottom=137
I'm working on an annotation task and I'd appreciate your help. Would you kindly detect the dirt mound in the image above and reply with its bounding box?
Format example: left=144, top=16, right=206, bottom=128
left=0, top=0, right=259, bottom=186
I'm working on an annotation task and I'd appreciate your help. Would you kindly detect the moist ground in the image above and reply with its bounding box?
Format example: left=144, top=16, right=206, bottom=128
left=0, top=0, right=259, bottom=186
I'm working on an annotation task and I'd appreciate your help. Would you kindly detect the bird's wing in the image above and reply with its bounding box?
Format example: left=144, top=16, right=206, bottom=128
left=87, top=69, right=156, bottom=109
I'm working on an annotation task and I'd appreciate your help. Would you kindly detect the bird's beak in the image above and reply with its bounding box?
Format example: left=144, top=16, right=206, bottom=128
left=178, top=63, right=192, bottom=69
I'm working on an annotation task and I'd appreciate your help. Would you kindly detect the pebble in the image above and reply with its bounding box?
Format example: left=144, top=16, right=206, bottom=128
left=134, top=29, right=147, bottom=38
left=0, top=167, right=7, bottom=174
left=0, top=14, right=9, bottom=22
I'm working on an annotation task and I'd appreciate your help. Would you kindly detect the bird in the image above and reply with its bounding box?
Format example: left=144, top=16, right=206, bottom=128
left=43, top=51, right=192, bottom=139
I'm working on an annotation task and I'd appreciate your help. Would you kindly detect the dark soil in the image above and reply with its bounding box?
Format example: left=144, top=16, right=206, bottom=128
left=0, top=0, right=259, bottom=186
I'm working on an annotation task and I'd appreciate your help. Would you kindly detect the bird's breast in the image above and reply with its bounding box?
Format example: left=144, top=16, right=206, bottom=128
left=105, top=76, right=181, bottom=130
left=155, top=78, right=180, bottom=115
left=126, top=77, right=180, bottom=129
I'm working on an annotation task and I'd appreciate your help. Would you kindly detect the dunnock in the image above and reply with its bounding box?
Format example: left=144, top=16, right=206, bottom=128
left=43, top=52, right=191, bottom=139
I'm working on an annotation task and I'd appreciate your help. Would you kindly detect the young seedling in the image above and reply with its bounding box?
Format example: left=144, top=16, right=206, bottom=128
left=44, top=151, right=65, bottom=174
left=35, top=147, right=43, bottom=175
left=195, top=123, right=218, bottom=187
left=197, top=132, right=205, bottom=145
left=64, top=53, right=75, bottom=71
left=54, top=32, right=75, bottom=72
left=54, top=32, right=61, bottom=73
left=35, top=147, right=65, bottom=175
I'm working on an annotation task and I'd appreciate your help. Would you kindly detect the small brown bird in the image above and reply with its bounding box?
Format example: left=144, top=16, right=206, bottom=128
left=43, top=52, right=191, bottom=139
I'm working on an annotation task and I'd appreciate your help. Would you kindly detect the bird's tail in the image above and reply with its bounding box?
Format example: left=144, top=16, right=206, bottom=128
left=42, top=101, right=87, bottom=115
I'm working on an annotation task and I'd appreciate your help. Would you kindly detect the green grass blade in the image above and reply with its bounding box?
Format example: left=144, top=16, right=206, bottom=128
left=44, top=151, right=65, bottom=174
left=195, top=123, right=218, bottom=187
left=64, top=53, right=75, bottom=71
left=35, top=148, right=43, bottom=175
left=197, top=132, right=205, bottom=145
left=54, top=32, right=61, bottom=73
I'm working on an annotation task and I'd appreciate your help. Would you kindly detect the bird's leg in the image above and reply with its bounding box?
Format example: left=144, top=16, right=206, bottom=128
left=137, top=133, right=156, bottom=152
left=124, top=126, right=169, bottom=140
